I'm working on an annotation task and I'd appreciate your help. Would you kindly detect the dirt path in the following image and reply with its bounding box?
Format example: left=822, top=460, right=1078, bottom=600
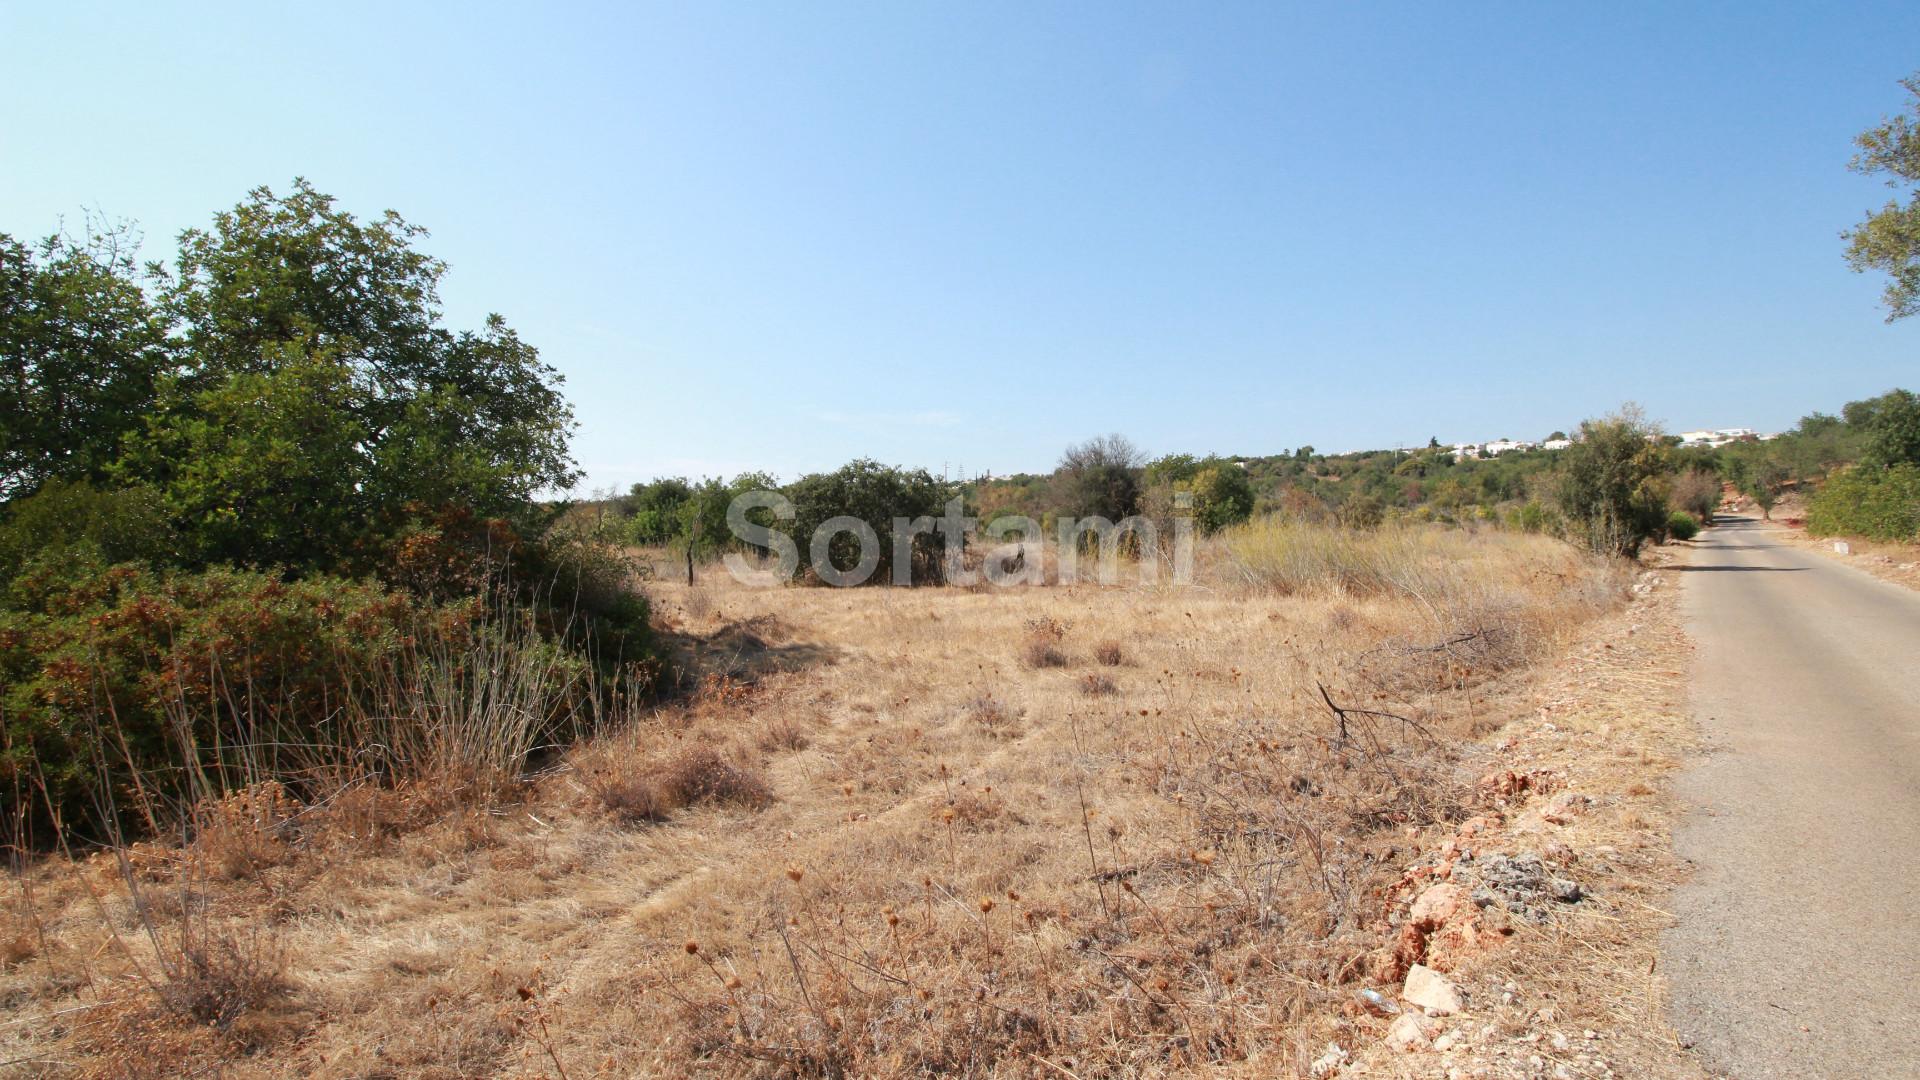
left=1665, top=516, right=1920, bottom=1077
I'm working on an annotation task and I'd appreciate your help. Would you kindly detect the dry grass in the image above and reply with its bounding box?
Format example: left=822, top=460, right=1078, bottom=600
left=0, top=524, right=1649, bottom=1077
left=1018, top=614, right=1072, bottom=669
left=1077, top=672, right=1119, bottom=696
left=576, top=737, right=774, bottom=823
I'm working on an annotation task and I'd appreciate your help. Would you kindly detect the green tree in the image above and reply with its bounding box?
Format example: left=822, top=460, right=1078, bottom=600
left=1842, top=388, right=1920, bottom=467
left=1739, top=456, right=1789, bottom=520
left=1141, top=454, right=1253, bottom=534
left=0, top=227, right=171, bottom=499
left=623, top=477, right=698, bottom=545
left=1845, top=75, right=1920, bottom=320
left=784, top=460, right=952, bottom=584
left=124, top=180, right=578, bottom=570
left=1553, top=407, right=1670, bottom=557
left=121, top=342, right=372, bottom=568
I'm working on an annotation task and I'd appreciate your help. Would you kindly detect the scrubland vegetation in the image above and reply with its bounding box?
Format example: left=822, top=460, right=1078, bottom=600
left=0, top=515, right=1636, bottom=1076
left=0, top=172, right=1909, bottom=1076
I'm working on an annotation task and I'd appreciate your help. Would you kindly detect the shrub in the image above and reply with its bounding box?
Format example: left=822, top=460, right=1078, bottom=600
left=1056, top=435, right=1144, bottom=521
left=1806, top=464, right=1920, bottom=541
left=1078, top=673, right=1118, bottom=696
left=1019, top=616, right=1070, bottom=668
left=1503, top=501, right=1556, bottom=534
left=1093, top=640, right=1125, bottom=666
left=1140, top=455, right=1254, bottom=535
left=784, top=460, right=955, bottom=584
left=1553, top=408, right=1670, bottom=557
left=966, top=694, right=1020, bottom=732
left=0, top=478, right=176, bottom=583
left=156, top=921, right=292, bottom=1033
left=1667, top=511, right=1700, bottom=541
left=0, top=556, right=641, bottom=847
left=588, top=746, right=772, bottom=823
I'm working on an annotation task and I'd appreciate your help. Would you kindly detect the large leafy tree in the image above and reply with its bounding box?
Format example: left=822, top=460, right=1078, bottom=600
left=121, top=339, right=372, bottom=567
left=1841, top=387, right=1920, bottom=468
left=1846, top=75, right=1920, bottom=320
left=125, top=180, right=578, bottom=570
left=0, top=227, right=172, bottom=499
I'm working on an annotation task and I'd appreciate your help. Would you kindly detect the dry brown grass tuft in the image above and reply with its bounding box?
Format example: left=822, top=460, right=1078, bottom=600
left=155, top=922, right=293, bottom=1033
left=757, top=716, right=812, bottom=752
left=964, top=693, right=1022, bottom=734
left=1019, top=614, right=1072, bottom=668
left=1078, top=672, right=1118, bottom=696
left=583, top=744, right=773, bottom=823
left=1093, top=638, right=1126, bottom=665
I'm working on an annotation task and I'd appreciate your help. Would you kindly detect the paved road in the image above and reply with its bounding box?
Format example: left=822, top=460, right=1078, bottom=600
left=1665, top=516, right=1920, bottom=1077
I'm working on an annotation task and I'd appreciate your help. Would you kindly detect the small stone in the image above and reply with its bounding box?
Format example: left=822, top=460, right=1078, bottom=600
left=1584, top=1029, right=1598, bottom=1040
left=1403, top=963, right=1466, bottom=1015
left=1411, top=883, right=1469, bottom=925
left=1541, top=792, right=1592, bottom=825
left=1432, top=1030, right=1460, bottom=1052
left=1551, top=1032, right=1570, bottom=1051
left=1386, top=1012, right=1435, bottom=1052
left=1309, top=1042, right=1349, bottom=1077
left=1549, top=877, right=1584, bottom=903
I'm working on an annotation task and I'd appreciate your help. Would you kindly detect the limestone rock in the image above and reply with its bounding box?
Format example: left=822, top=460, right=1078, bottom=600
left=1402, top=963, right=1465, bottom=1015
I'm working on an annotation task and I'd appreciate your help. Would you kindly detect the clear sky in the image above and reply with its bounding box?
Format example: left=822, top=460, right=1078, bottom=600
left=5, top=2, right=1917, bottom=489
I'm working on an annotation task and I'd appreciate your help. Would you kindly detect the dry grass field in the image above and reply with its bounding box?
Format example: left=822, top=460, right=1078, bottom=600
left=0, top=523, right=1706, bottom=1078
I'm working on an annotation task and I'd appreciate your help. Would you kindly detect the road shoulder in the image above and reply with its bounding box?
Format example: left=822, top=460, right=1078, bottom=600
left=1761, top=519, right=1920, bottom=593
left=1355, top=548, right=1710, bottom=1078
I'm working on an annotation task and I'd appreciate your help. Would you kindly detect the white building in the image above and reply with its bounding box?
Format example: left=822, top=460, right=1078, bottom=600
left=1678, top=427, right=1757, bottom=448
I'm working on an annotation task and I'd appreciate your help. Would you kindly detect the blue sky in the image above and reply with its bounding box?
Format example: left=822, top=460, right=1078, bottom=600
left=5, top=2, right=1917, bottom=489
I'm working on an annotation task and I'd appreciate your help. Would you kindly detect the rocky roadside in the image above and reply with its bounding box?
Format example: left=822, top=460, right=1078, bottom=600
left=1315, top=554, right=1712, bottom=1079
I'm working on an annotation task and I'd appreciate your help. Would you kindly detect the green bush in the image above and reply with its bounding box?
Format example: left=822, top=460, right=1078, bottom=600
left=784, top=460, right=955, bottom=584
left=1806, top=464, right=1920, bottom=542
left=1667, top=511, right=1701, bottom=541
left=1, top=546, right=653, bottom=847
left=2, top=557, right=425, bottom=843
left=1553, top=409, right=1670, bottom=557
left=0, top=478, right=177, bottom=582
left=1504, top=501, right=1557, bottom=534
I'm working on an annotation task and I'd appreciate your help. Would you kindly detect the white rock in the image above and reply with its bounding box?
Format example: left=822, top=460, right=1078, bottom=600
left=1403, top=963, right=1465, bottom=1015
left=1834, top=540, right=1852, bottom=555
left=1309, top=1041, right=1349, bottom=1077
left=1386, top=1012, right=1435, bottom=1052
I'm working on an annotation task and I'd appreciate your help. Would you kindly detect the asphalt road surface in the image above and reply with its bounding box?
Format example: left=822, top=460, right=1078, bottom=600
left=1665, top=516, right=1920, bottom=1077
